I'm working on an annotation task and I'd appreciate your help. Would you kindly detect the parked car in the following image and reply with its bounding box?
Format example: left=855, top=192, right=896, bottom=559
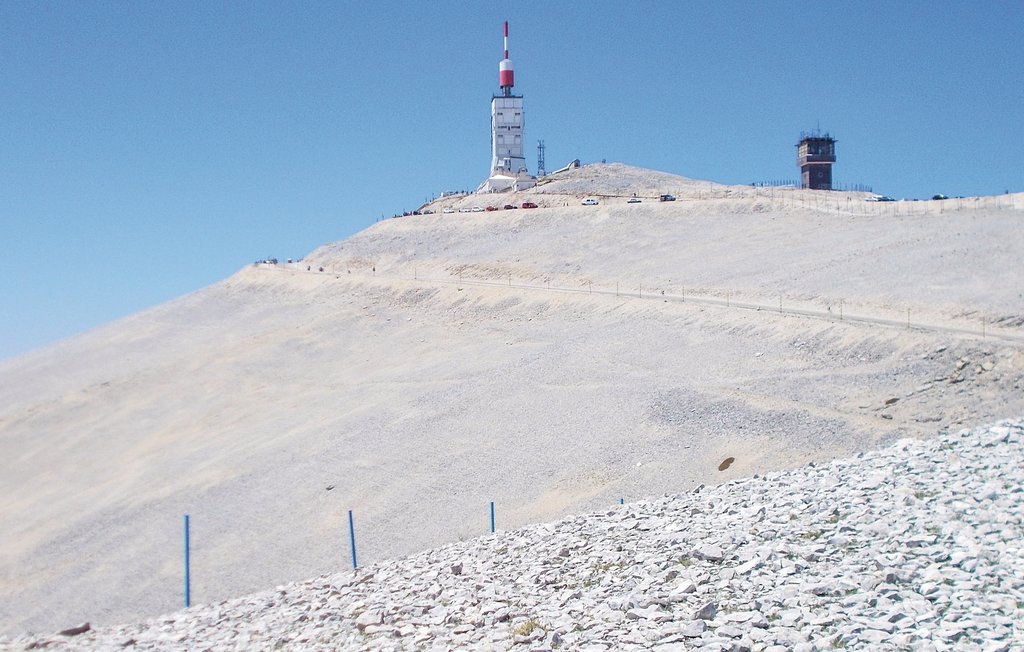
left=659, top=194, right=676, bottom=202
left=471, top=206, right=484, bottom=212
left=931, top=194, right=948, bottom=200
left=485, top=206, right=499, bottom=212
left=521, top=202, right=538, bottom=209
left=627, top=198, right=641, bottom=203
left=504, top=204, right=518, bottom=210
left=458, top=207, right=471, bottom=213
left=581, top=198, right=599, bottom=205
left=442, top=207, right=455, bottom=214
left=866, top=195, right=896, bottom=202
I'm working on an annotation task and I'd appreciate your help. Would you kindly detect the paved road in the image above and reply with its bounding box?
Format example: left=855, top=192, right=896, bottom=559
left=258, top=264, right=1024, bottom=346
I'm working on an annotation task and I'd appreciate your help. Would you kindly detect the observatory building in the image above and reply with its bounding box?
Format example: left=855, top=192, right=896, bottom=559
left=797, top=131, right=836, bottom=190
left=481, top=22, right=536, bottom=193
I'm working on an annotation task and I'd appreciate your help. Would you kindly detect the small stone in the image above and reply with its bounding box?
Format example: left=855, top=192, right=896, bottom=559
left=355, top=609, right=383, bottom=631
left=681, top=620, right=706, bottom=637
left=669, top=581, right=697, bottom=598
left=867, top=619, right=897, bottom=633
left=58, top=623, right=91, bottom=637
left=858, top=629, right=888, bottom=644
left=694, top=544, right=724, bottom=562
left=715, top=625, right=743, bottom=638
left=735, top=558, right=761, bottom=575
left=693, top=602, right=718, bottom=621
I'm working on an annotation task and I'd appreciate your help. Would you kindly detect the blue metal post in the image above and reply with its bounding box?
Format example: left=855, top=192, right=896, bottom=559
left=348, top=510, right=357, bottom=569
left=620, top=498, right=624, bottom=505
left=490, top=501, right=495, bottom=533
left=183, top=514, right=191, bottom=608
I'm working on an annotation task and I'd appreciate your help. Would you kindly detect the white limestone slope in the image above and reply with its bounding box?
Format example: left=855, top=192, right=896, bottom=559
left=313, top=163, right=1024, bottom=327
left=4, top=419, right=1022, bottom=650
left=0, top=164, right=1022, bottom=636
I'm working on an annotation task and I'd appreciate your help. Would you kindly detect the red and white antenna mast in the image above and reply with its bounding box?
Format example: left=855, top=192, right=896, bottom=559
left=499, top=21, right=514, bottom=96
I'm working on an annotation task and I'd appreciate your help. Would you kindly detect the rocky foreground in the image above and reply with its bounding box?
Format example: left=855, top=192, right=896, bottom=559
left=5, top=420, right=1022, bottom=651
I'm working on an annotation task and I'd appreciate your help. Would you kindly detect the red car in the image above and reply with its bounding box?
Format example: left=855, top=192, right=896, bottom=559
left=521, top=202, right=538, bottom=209
left=485, top=206, right=499, bottom=212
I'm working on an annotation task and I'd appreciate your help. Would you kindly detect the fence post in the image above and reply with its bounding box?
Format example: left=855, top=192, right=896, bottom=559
left=348, top=510, right=358, bottom=569
left=490, top=501, right=495, bottom=533
left=183, top=514, right=191, bottom=608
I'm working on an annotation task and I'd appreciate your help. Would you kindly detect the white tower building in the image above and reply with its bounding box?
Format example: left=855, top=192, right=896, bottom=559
left=481, top=22, right=535, bottom=193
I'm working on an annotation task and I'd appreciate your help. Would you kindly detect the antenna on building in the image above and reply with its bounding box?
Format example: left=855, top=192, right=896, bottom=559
left=499, top=21, right=514, bottom=97
left=537, top=140, right=546, bottom=177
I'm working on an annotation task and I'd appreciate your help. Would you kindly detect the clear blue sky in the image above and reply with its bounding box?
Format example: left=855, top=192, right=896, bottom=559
left=2, top=1, right=1022, bottom=360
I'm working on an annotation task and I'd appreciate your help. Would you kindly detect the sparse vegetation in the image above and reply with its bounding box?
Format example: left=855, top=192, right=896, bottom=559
left=512, top=618, right=544, bottom=638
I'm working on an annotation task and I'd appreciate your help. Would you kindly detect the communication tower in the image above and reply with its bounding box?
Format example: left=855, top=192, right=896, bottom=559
left=797, top=131, right=836, bottom=190
left=537, top=140, right=546, bottom=177
left=481, top=22, right=535, bottom=192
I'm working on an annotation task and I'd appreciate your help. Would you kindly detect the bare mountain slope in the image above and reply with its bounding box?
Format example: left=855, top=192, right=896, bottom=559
left=1, top=163, right=1022, bottom=634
